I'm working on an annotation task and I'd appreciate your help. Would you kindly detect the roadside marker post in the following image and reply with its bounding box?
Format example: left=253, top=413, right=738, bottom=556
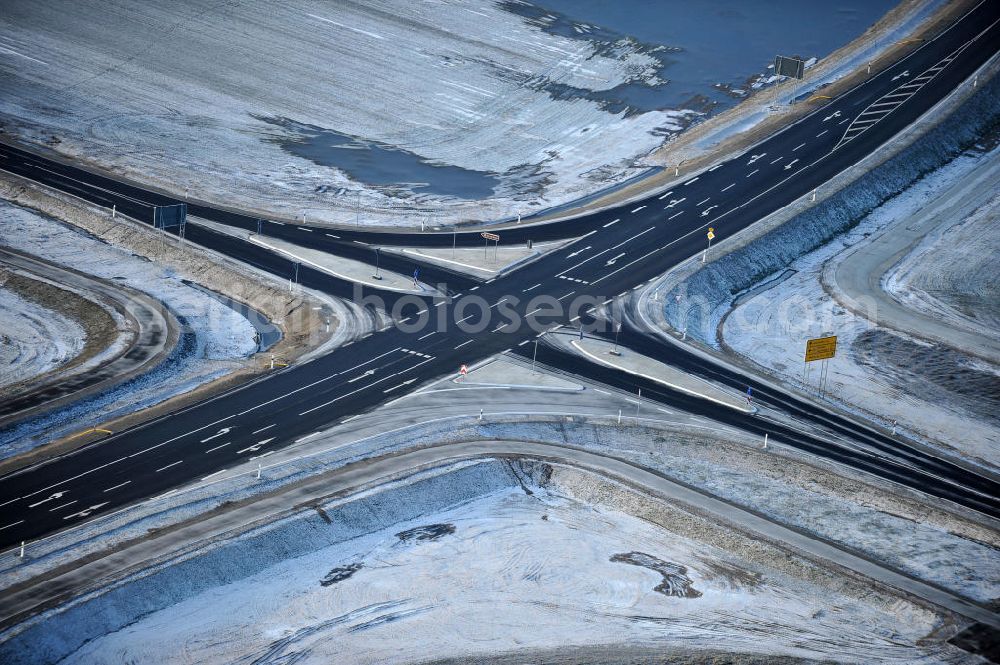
left=256, top=464, right=261, bottom=480
left=19, top=541, right=24, bottom=558
left=764, top=433, right=768, bottom=449
left=618, top=409, right=622, bottom=425
left=459, top=364, right=468, bottom=376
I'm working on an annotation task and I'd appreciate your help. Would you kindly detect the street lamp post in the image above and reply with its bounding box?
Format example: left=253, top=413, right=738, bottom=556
left=373, top=247, right=382, bottom=280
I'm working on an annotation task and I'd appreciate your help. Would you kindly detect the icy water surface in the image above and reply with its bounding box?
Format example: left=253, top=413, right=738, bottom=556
left=505, top=0, right=897, bottom=112
left=261, top=117, right=502, bottom=199
left=266, top=1, right=894, bottom=199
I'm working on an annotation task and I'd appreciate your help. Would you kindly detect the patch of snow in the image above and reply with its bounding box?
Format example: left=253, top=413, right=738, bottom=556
left=884, top=188, right=1000, bottom=334
left=4, top=461, right=956, bottom=664
left=0, top=287, right=83, bottom=392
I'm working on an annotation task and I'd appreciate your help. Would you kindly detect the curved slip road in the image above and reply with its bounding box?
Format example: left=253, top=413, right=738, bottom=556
left=0, top=247, right=176, bottom=428
left=824, top=148, right=1000, bottom=365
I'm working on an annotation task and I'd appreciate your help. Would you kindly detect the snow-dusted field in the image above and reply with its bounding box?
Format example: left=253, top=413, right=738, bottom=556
left=0, top=201, right=257, bottom=457
left=0, top=0, right=892, bottom=227
left=721, top=149, right=1000, bottom=469
left=884, top=186, right=1000, bottom=336
left=13, top=461, right=960, bottom=665
left=0, top=287, right=83, bottom=392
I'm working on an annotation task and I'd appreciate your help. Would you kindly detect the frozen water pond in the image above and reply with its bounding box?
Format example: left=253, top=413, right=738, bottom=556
left=502, top=0, right=897, bottom=111
left=262, top=116, right=502, bottom=199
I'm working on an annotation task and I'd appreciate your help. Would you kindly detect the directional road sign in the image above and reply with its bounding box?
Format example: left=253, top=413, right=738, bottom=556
left=804, top=335, right=837, bottom=362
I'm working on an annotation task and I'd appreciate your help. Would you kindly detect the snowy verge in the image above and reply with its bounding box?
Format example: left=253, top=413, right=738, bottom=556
left=0, top=283, right=85, bottom=393
left=0, top=458, right=969, bottom=665
left=2, top=409, right=994, bottom=634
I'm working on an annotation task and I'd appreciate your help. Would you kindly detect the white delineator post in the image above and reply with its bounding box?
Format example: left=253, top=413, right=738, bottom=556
left=256, top=464, right=261, bottom=480
left=19, top=541, right=25, bottom=558
left=763, top=433, right=768, bottom=449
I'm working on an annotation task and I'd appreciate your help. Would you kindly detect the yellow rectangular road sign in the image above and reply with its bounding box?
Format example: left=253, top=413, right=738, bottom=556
left=804, top=335, right=837, bottom=362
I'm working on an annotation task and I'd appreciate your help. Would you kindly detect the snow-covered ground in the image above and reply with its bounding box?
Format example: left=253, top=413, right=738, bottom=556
left=0, top=201, right=257, bottom=457
left=884, top=187, right=1000, bottom=336
left=0, top=0, right=897, bottom=227
left=0, top=287, right=83, bottom=392
left=721, top=149, right=1000, bottom=469
left=4, top=460, right=963, bottom=665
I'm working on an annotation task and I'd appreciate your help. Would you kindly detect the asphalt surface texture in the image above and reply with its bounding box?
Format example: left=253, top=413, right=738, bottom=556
left=1, top=0, right=998, bottom=549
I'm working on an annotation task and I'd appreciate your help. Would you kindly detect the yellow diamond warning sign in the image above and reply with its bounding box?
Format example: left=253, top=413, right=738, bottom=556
left=707, top=228, right=715, bottom=240
left=804, top=335, right=837, bottom=362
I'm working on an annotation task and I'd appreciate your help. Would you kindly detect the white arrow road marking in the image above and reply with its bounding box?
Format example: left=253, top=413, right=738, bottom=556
left=605, top=253, right=626, bottom=266
left=823, top=111, right=842, bottom=122
left=567, top=246, right=591, bottom=258
left=28, top=491, right=67, bottom=508
left=64, top=502, right=109, bottom=520
left=700, top=205, right=719, bottom=217
left=892, top=70, right=910, bottom=81
left=746, top=153, right=766, bottom=165
left=200, top=427, right=233, bottom=443
left=663, top=197, right=686, bottom=209
left=238, top=437, right=276, bottom=454
left=784, top=158, right=800, bottom=170
left=384, top=378, right=417, bottom=394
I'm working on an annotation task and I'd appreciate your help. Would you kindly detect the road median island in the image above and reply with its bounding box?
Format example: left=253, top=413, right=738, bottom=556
left=564, top=335, right=751, bottom=413
left=451, top=357, right=584, bottom=392
left=383, top=238, right=573, bottom=279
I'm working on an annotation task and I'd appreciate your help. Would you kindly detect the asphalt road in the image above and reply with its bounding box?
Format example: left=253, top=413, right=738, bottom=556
left=1, top=1, right=998, bottom=549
